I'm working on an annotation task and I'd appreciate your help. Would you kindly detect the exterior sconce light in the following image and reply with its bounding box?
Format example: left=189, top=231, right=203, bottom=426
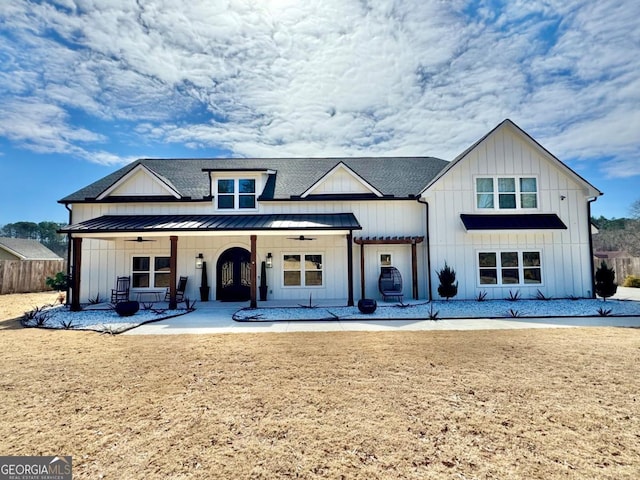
left=195, top=253, right=204, bottom=269
left=266, top=252, right=273, bottom=268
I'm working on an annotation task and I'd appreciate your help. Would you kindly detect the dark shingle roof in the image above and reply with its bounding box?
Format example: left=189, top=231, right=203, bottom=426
left=59, top=157, right=449, bottom=203
left=0, top=237, right=63, bottom=260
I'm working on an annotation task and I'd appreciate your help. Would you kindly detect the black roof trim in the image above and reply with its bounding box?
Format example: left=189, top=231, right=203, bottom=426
left=460, top=214, right=567, bottom=231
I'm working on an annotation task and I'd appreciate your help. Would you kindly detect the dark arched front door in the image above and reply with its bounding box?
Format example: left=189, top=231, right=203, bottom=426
left=216, top=247, right=251, bottom=301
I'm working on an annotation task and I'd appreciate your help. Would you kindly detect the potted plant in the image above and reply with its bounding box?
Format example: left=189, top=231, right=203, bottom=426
left=259, top=261, right=268, bottom=301
left=199, top=261, right=210, bottom=302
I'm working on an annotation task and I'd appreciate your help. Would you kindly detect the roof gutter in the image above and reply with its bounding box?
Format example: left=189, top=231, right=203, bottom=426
left=64, top=203, right=73, bottom=307
left=417, top=196, right=433, bottom=301
left=587, top=196, right=598, bottom=298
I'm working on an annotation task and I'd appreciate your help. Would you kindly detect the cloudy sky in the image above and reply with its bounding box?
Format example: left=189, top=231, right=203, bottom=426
left=1, top=0, right=639, bottom=225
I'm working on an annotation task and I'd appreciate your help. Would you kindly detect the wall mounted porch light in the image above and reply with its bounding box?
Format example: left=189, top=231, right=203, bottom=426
left=195, top=253, right=204, bottom=269
left=266, top=252, right=273, bottom=268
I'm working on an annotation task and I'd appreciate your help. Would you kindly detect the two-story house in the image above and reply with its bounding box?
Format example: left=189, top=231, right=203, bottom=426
left=59, top=119, right=601, bottom=310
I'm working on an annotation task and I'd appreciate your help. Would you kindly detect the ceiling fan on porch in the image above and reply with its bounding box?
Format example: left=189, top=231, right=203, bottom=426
left=287, top=235, right=316, bottom=241
left=126, top=236, right=157, bottom=243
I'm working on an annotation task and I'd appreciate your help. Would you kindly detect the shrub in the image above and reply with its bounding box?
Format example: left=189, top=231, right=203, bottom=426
left=476, top=291, right=488, bottom=302
left=45, top=272, right=69, bottom=291
left=594, top=261, right=617, bottom=301
left=437, top=263, right=458, bottom=301
left=505, top=290, right=521, bottom=302
left=22, top=306, right=50, bottom=327
left=87, top=293, right=102, bottom=305
left=534, top=289, right=552, bottom=301
left=623, top=275, right=640, bottom=288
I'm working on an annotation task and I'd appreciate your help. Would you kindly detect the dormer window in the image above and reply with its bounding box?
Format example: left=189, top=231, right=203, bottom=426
left=217, top=178, right=256, bottom=210
left=476, top=176, right=538, bottom=210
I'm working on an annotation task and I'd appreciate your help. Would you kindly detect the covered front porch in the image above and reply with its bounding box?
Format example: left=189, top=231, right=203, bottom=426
left=60, top=213, right=362, bottom=311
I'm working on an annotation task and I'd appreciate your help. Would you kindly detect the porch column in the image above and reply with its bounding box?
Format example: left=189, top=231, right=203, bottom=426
left=347, top=232, right=354, bottom=306
left=70, top=237, right=82, bottom=311
left=250, top=235, right=257, bottom=308
left=169, top=235, right=178, bottom=309
left=411, top=241, right=418, bottom=300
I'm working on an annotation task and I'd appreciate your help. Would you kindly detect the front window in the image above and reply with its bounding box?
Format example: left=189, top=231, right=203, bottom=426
left=478, top=251, right=542, bottom=286
left=132, top=256, right=170, bottom=288
left=217, top=178, right=256, bottom=210
left=283, top=253, right=324, bottom=287
left=476, top=177, right=538, bottom=210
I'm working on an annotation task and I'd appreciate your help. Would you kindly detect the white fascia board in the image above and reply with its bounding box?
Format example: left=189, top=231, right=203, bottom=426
left=96, top=164, right=182, bottom=200
left=301, top=162, right=383, bottom=198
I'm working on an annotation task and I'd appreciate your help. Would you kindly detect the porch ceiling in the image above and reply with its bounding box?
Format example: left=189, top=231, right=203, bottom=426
left=59, top=213, right=362, bottom=237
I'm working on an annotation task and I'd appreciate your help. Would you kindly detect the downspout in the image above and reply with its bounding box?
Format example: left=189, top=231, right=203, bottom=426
left=587, top=197, right=597, bottom=298
left=417, top=197, right=433, bottom=301
left=64, top=203, right=73, bottom=306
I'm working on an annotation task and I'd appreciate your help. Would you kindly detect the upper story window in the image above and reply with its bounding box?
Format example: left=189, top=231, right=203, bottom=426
left=476, top=177, right=538, bottom=210
left=217, top=178, right=256, bottom=210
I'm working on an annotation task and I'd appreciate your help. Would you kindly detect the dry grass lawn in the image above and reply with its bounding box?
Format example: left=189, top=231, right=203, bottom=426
left=1, top=293, right=639, bottom=479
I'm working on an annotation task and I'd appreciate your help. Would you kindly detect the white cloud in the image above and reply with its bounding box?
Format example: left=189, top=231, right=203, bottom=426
left=0, top=0, right=638, bottom=178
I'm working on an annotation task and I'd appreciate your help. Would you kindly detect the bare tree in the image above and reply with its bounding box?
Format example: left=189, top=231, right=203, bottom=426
left=631, top=199, right=640, bottom=220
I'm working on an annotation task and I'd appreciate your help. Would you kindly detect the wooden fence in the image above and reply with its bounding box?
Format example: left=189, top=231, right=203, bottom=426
left=0, top=260, right=66, bottom=294
left=594, top=257, right=640, bottom=283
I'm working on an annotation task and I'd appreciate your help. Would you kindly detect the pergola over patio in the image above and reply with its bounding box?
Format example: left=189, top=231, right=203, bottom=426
left=353, top=236, right=424, bottom=300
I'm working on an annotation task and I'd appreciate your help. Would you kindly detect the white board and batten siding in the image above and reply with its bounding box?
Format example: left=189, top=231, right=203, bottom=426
left=422, top=124, right=597, bottom=300
left=72, top=197, right=428, bottom=302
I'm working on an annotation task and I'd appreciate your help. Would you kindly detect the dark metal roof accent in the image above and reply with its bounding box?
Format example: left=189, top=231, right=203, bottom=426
left=59, top=213, right=362, bottom=234
left=354, top=236, right=424, bottom=245
left=460, top=214, right=567, bottom=231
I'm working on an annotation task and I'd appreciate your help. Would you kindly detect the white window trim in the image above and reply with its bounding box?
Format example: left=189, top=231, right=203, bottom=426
left=214, top=176, right=259, bottom=211
left=131, top=254, right=171, bottom=290
left=476, top=249, right=543, bottom=287
left=379, top=253, right=393, bottom=267
left=282, top=252, right=325, bottom=288
left=474, top=175, right=539, bottom=211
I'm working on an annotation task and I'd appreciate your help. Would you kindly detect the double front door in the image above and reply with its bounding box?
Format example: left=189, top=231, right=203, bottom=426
left=216, top=247, right=251, bottom=301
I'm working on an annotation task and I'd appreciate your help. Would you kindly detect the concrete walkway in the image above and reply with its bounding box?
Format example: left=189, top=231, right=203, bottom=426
left=124, top=287, right=640, bottom=335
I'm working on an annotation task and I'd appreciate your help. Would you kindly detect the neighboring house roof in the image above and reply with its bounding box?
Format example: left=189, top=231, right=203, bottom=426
left=594, top=251, right=632, bottom=259
left=58, top=157, right=449, bottom=203
left=0, top=237, right=63, bottom=260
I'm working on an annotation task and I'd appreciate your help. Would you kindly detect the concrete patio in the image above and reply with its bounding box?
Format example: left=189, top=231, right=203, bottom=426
left=123, top=287, right=640, bottom=335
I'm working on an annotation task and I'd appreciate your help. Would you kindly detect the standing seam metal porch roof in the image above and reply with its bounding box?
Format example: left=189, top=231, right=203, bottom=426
left=59, top=213, right=362, bottom=234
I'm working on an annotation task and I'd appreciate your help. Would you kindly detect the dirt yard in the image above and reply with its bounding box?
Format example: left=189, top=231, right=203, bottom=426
left=1, top=293, right=639, bottom=479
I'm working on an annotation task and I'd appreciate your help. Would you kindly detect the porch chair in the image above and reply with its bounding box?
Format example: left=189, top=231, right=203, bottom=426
left=164, top=276, right=188, bottom=303
left=378, top=266, right=403, bottom=302
left=110, top=276, right=130, bottom=303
